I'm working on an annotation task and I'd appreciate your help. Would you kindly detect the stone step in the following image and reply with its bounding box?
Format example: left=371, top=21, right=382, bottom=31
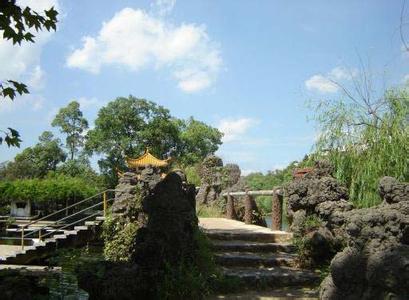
left=73, top=226, right=88, bottom=231
left=211, top=240, right=296, bottom=253
left=205, top=231, right=292, bottom=243
left=207, top=288, right=319, bottom=300
left=85, top=221, right=99, bottom=226
left=53, top=234, right=67, bottom=240
left=221, top=266, right=320, bottom=288
left=63, top=230, right=78, bottom=236
left=215, top=252, right=297, bottom=268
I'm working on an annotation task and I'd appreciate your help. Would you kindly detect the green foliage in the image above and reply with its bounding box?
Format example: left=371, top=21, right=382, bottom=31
left=0, top=131, right=66, bottom=180
left=245, top=161, right=306, bottom=215
left=0, top=127, right=22, bottom=148
left=312, top=88, right=409, bottom=207
left=254, top=196, right=271, bottom=215
left=86, top=96, right=180, bottom=186
left=177, top=117, right=223, bottom=166
left=102, top=216, right=139, bottom=262
left=196, top=203, right=224, bottom=218
left=245, top=160, right=302, bottom=191
left=0, top=1, right=58, bottom=147
left=0, top=1, right=58, bottom=45
left=52, top=101, right=89, bottom=160
left=184, top=164, right=201, bottom=186
left=86, top=96, right=222, bottom=187
left=0, top=175, right=98, bottom=214
left=292, top=215, right=324, bottom=267
left=158, top=230, right=224, bottom=299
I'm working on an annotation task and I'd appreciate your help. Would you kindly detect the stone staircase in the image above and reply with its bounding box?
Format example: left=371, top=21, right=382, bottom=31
left=200, top=218, right=320, bottom=297
left=0, top=216, right=105, bottom=265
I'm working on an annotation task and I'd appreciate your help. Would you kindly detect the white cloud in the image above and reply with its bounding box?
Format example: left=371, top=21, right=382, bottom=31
left=329, top=66, right=355, bottom=81
left=217, top=117, right=259, bottom=143
left=305, top=66, right=357, bottom=94
left=0, top=94, right=44, bottom=113
left=305, top=75, right=338, bottom=93
left=151, top=0, right=176, bottom=16
left=66, top=7, right=222, bottom=93
left=27, top=65, right=46, bottom=90
left=77, top=97, right=101, bottom=110
left=0, top=0, right=59, bottom=94
left=403, top=74, right=409, bottom=84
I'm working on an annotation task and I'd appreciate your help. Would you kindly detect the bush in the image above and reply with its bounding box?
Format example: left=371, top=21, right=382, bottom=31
left=0, top=175, right=99, bottom=215
left=102, top=216, right=139, bottom=262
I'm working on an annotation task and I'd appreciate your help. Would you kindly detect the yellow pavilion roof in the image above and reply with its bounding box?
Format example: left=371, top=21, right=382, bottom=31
left=126, top=148, right=170, bottom=168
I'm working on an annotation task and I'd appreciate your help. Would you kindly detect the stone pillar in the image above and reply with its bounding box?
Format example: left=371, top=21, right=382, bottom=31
left=226, top=193, right=237, bottom=220
left=271, top=191, right=283, bottom=230
left=244, top=193, right=254, bottom=224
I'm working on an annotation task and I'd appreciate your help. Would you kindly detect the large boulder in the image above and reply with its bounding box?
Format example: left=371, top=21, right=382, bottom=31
left=286, top=161, right=352, bottom=234
left=286, top=161, right=353, bottom=267
left=320, top=178, right=409, bottom=299
left=132, top=171, right=197, bottom=270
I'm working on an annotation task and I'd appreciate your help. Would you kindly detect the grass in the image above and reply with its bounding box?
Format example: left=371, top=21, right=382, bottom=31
left=197, top=203, right=223, bottom=218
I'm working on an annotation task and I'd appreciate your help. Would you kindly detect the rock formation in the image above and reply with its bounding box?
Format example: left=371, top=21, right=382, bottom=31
left=196, top=155, right=224, bottom=204
left=132, top=171, right=197, bottom=270
left=286, top=160, right=353, bottom=266
left=80, top=170, right=200, bottom=298
left=320, top=177, right=409, bottom=300
left=112, top=172, right=139, bottom=220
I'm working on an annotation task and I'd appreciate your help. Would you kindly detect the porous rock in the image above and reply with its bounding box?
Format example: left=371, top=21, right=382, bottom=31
left=320, top=178, right=409, bottom=299
left=379, top=176, right=409, bottom=204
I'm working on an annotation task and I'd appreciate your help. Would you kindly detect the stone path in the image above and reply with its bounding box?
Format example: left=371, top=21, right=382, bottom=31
left=199, top=218, right=319, bottom=299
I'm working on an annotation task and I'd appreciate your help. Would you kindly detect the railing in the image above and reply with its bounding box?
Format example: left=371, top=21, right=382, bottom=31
left=222, top=188, right=284, bottom=231
left=19, top=189, right=118, bottom=250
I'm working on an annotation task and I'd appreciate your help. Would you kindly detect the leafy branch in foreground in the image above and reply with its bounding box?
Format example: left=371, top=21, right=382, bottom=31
left=0, top=128, right=22, bottom=147
left=0, top=1, right=58, bottom=147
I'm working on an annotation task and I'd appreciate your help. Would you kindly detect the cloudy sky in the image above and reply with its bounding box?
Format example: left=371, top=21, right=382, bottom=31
left=1, top=0, right=408, bottom=175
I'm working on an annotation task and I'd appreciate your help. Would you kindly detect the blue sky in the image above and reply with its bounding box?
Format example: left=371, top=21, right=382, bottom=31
left=1, top=0, right=408, bottom=174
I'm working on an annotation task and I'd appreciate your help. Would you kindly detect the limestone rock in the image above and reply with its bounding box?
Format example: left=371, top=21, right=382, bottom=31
left=379, top=176, right=409, bottom=204
left=320, top=177, right=409, bottom=299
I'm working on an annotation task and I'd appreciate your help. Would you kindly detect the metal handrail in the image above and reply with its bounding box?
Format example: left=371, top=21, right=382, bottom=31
left=40, top=207, right=112, bottom=240
left=23, top=197, right=114, bottom=239
left=19, top=189, right=123, bottom=250
left=22, top=189, right=115, bottom=229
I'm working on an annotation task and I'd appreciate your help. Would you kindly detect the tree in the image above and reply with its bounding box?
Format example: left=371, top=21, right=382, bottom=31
left=0, top=1, right=58, bottom=147
left=86, top=96, right=181, bottom=186
left=177, top=117, right=223, bottom=166
left=0, top=131, right=66, bottom=179
left=52, top=101, right=89, bottom=160
left=312, top=82, right=409, bottom=207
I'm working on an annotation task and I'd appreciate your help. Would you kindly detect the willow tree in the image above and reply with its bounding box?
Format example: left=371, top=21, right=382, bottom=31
left=312, top=74, right=409, bottom=207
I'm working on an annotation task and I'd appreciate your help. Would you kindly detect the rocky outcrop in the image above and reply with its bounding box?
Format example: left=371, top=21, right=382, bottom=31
left=196, top=155, right=224, bottom=204
left=286, top=161, right=353, bottom=266
left=132, top=172, right=197, bottom=270
left=81, top=170, right=200, bottom=299
left=320, top=177, right=409, bottom=300
left=112, top=172, right=139, bottom=219
left=379, top=176, right=409, bottom=204
left=287, top=161, right=352, bottom=232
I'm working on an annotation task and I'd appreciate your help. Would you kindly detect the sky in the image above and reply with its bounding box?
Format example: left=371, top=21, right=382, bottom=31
left=1, top=0, right=408, bottom=175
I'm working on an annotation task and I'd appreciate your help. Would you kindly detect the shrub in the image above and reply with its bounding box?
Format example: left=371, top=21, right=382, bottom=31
left=0, top=175, right=99, bottom=215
